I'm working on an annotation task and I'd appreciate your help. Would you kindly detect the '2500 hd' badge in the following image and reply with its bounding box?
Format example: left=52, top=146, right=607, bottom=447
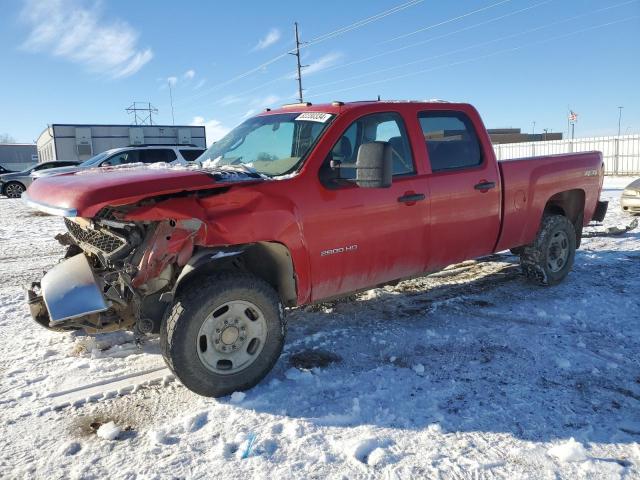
left=320, top=245, right=358, bottom=257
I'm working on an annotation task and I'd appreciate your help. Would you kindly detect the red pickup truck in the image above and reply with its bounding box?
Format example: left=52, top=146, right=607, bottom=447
left=23, top=101, right=608, bottom=397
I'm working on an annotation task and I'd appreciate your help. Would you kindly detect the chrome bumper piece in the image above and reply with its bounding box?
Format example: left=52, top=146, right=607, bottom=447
left=28, top=254, right=109, bottom=326
left=21, top=192, right=78, bottom=217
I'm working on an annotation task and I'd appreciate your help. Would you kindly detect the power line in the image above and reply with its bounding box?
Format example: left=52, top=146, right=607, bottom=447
left=379, top=0, right=513, bottom=44
left=307, top=16, right=639, bottom=99
left=315, top=0, right=636, bottom=80
left=306, top=0, right=638, bottom=94
left=303, top=0, right=424, bottom=46
left=173, top=0, right=424, bottom=108
left=309, top=0, right=554, bottom=90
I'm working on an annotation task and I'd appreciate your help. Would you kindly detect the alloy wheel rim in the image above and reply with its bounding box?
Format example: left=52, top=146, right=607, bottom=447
left=196, top=300, right=267, bottom=375
left=5, top=184, right=23, bottom=198
left=547, top=230, right=570, bottom=273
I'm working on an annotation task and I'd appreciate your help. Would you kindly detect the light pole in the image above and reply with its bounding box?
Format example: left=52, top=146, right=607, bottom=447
left=617, top=106, right=623, bottom=137
left=168, top=79, right=175, bottom=126
left=543, top=128, right=548, bottom=141
left=532, top=121, right=536, bottom=136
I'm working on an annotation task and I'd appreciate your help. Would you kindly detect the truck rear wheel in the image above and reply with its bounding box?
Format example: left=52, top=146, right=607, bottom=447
left=160, top=272, right=285, bottom=397
left=520, top=214, right=576, bottom=286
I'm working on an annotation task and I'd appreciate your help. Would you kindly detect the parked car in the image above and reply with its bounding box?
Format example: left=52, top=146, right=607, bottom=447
left=0, top=161, right=79, bottom=198
left=31, top=145, right=206, bottom=180
left=23, top=100, right=607, bottom=398
left=0, top=165, right=14, bottom=174
left=621, top=178, right=640, bottom=215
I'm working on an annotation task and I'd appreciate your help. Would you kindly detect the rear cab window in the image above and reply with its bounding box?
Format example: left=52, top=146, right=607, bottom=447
left=418, top=111, right=483, bottom=172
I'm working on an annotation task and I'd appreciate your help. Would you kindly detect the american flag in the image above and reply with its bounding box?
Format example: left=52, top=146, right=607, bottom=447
left=568, top=110, right=578, bottom=122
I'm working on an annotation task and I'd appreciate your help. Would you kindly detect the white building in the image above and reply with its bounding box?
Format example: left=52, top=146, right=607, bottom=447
left=0, top=144, right=39, bottom=171
left=36, top=124, right=206, bottom=162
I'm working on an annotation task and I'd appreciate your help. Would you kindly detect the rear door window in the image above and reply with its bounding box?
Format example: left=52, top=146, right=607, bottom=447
left=418, top=111, right=482, bottom=172
left=179, top=149, right=204, bottom=162
left=140, top=149, right=177, bottom=164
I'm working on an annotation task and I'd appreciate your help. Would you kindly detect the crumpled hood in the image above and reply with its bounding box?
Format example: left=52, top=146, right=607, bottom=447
left=23, top=164, right=264, bottom=217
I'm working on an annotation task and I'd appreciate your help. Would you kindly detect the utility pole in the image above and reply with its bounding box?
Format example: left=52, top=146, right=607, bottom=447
left=532, top=121, right=536, bottom=136
left=618, top=106, right=623, bottom=137
left=168, top=80, right=175, bottom=125
left=290, top=22, right=306, bottom=103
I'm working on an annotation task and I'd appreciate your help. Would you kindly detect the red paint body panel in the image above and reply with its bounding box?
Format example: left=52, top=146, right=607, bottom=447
left=26, top=102, right=605, bottom=306
left=495, top=151, right=604, bottom=251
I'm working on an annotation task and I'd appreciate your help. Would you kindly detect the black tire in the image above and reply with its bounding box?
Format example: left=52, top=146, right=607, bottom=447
left=520, top=214, right=576, bottom=286
left=161, top=272, right=285, bottom=397
left=3, top=181, right=25, bottom=198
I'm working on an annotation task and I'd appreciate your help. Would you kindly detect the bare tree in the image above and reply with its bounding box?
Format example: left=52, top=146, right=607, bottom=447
left=0, top=133, right=16, bottom=144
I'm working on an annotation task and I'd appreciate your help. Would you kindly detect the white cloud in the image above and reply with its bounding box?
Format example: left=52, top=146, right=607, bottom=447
left=251, top=94, right=280, bottom=108
left=190, top=116, right=230, bottom=145
left=20, top=0, right=153, bottom=79
left=194, top=78, right=206, bottom=90
left=167, top=76, right=178, bottom=87
left=303, top=52, right=343, bottom=76
left=253, top=28, right=281, bottom=51
left=183, top=69, right=196, bottom=80
left=219, top=95, right=243, bottom=106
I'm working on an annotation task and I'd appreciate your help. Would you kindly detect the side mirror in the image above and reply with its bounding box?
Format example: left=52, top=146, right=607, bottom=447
left=355, top=141, right=392, bottom=188
left=329, top=141, right=393, bottom=188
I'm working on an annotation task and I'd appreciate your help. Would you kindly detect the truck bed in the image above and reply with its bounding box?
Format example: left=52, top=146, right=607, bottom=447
left=495, top=151, right=604, bottom=252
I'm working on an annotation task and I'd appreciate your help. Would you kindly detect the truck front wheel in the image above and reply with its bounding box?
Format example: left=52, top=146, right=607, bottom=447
left=161, top=273, right=285, bottom=397
left=519, top=214, right=576, bottom=286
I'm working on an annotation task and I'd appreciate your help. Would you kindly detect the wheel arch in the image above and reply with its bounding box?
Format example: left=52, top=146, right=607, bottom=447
left=542, top=189, right=585, bottom=247
left=543, top=189, right=585, bottom=224
left=174, top=241, right=298, bottom=307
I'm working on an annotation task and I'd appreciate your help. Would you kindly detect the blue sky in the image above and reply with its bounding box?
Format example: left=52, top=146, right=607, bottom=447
left=1, top=0, right=639, bottom=144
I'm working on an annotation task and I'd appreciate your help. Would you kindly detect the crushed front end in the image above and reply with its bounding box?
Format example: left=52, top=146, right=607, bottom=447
left=26, top=206, right=203, bottom=335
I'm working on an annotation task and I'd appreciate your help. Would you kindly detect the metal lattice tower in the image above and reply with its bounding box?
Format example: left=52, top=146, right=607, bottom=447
left=126, top=102, right=158, bottom=126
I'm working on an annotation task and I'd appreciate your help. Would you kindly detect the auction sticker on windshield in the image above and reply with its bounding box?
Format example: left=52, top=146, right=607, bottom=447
left=295, top=112, right=332, bottom=123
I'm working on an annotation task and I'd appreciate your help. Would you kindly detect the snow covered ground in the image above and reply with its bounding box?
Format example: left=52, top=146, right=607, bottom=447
left=0, top=176, right=638, bottom=479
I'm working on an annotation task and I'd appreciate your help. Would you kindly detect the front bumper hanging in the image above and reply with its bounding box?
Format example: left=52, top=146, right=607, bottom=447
left=26, top=254, right=109, bottom=328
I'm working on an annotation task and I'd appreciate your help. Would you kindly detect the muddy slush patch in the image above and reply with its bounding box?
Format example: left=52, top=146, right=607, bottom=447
left=290, top=349, right=342, bottom=369
left=68, top=407, right=142, bottom=440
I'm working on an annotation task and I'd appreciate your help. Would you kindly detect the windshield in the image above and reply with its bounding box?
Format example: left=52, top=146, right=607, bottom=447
left=198, top=112, right=333, bottom=176
left=80, top=151, right=112, bottom=167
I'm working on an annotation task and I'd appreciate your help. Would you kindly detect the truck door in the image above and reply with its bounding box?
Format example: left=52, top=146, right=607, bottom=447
left=418, top=110, right=501, bottom=269
left=306, top=112, right=428, bottom=301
